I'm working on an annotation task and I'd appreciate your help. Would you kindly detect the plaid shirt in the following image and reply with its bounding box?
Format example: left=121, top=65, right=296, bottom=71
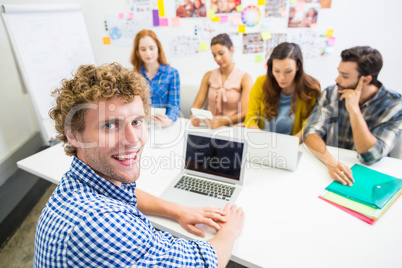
left=141, top=64, right=180, bottom=122
left=34, top=157, right=217, bottom=267
left=304, top=84, right=402, bottom=165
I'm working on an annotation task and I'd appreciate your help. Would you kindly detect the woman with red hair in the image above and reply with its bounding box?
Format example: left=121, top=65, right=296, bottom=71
left=131, top=30, right=180, bottom=127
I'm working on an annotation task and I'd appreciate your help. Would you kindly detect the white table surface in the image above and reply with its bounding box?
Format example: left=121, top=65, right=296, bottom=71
left=18, top=119, right=402, bottom=268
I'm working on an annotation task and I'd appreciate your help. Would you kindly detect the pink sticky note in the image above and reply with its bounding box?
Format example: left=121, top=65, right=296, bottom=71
left=280, top=9, right=287, bottom=17
left=296, top=0, right=305, bottom=12
left=220, top=15, right=228, bottom=23
left=232, top=14, right=242, bottom=25
left=171, top=17, right=180, bottom=27
left=160, top=18, right=169, bottom=27
left=327, top=37, right=336, bottom=46
left=128, top=12, right=134, bottom=19
left=118, top=13, right=124, bottom=19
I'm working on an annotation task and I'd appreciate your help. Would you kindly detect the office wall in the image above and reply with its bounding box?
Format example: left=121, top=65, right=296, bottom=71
left=0, top=0, right=401, bottom=184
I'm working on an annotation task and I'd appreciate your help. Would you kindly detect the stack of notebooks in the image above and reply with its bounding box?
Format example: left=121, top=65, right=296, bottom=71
left=319, top=164, right=402, bottom=224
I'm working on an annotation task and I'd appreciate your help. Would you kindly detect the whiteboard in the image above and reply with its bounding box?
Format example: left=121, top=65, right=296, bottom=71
left=2, top=4, right=96, bottom=144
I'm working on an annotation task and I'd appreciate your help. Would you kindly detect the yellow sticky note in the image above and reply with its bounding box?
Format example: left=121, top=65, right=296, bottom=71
left=158, top=0, right=165, bottom=17
left=258, top=0, right=266, bottom=5
left=261, top=31, right=272, bottom=40
left=212, top=16, right=220, bottom=22
left=255, top=55, right=263, bottom=63
left=290, top=0, right=297, bottom=4
left=199, top=42, right=208, bottom=51
left=236, top=5, right=243, bottom=12
left=238, top=24, right=246, bottom=34
left=207, top=9, right=215, bottom=19
left=326, top=29, right=334, bottom=37
left=102, top=36, right=111, bottom=45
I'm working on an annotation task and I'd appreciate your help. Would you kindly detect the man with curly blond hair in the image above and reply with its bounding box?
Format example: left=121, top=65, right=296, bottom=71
left=34, top=63, right=244, bottom=268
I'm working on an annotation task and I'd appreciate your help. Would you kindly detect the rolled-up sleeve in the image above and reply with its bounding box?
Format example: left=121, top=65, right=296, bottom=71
left=358, top=110, right=402, bottom=165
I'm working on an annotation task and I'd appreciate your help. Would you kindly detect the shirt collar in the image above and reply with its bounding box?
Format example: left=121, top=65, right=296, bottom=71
left=140, top=63, right=167, bottom=78
left=69, top=157, right=137, bottom=206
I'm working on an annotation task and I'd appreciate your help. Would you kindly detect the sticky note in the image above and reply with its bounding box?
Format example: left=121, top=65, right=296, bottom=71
left=255, top=55, right=263, bottom=63
left=258, top=0, right=266, bottom=5
left=232, top=14, right=243, bottom=25
left=296, top=0, right=305, bottom=12
left=327, top=37, right=336, bottom=46
left=171, top=17, right=180, bottom=27
left=200, top=42, right=208, bottom=51
left=160, top=18, right=168, bottom=26
left=153, top=10, right=160, bottom=26
left=326, top=29, right=334, bottom=37
left=207, top=9, right=215, bottom=19
left=261, top=31, right=272, bottom=40
left=118, top=13, right=124, bottom=19
left=220, top=15, right=228, bottom=23
left=236, top=5, right=243, bottom=12
left=128, top=12, right=134, bottom=19
left=290, top=0, right=297, bottom=4
left=158, top=0, right=165, bottom=17
left=238, top=24, right=246, bottom=34
left=264, top=61, right=268, bottom=69
left=280, top=9, right=287, bottom=17
left=212, top=16, right=220, bottom=22
left=102, top=36, right=111, bottom=45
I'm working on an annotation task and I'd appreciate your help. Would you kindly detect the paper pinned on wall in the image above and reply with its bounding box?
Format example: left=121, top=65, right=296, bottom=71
left=118, top=13, right=124, bottom=19
left=220, top=16, right=228, bottom=23
left=212, top=16, right=220, bottom=22
left=158, top=0, right=165, bottom=17
left=261, top=31, right=272, bottom=40
left=326, top=29, right=334, bottom=37
left=171, top=17, right=180, bottom=27
left=153, top=9, right=160, bottom=26
left=327, top=37, right=336, bottom=46
left=232, top=14, right=243, bottom=25
left=290, top=0, right=297, bottom=4
left=160, top=18, right=168, bottom=26
left=255, top=55, right=263, bottom=62
left=207, top=9, right=215, bottom=19
left=128, top=12, right=134, bottom=19
left=199, top=42, right=208, bottom=51
left=296, top=0, right=305, bottom=12
left=102, top=36, right=111, bottom=45
left=238, top=24, right=246, bottom=34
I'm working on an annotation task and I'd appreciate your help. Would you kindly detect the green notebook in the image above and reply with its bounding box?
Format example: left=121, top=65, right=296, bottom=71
left=325, top=164, right=402, bottom=209
left=321, top=188, right=402, bottom=219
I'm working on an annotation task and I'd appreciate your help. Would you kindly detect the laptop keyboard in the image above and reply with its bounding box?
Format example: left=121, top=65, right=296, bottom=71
left=174, top=176, right=235, bottom=201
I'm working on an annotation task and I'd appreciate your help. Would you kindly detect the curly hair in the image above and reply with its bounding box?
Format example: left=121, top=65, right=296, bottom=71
left=49, top=62, right=150, bottom=156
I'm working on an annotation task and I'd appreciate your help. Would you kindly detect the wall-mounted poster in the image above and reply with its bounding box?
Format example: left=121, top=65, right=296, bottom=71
left=243, top=33, right=263, bottom=54
left=211, top=0, right=241, bottom=14
left=265, top=0, right=287, bottom=17
left=265, top=33, right=287, bottom=59
left=176, top=0, right=207, bottom=17
left=288, top=6, right=319, bottom=28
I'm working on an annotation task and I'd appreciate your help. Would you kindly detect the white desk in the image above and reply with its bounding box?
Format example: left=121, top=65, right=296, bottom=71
left=18, top=119, right=402, bottom=268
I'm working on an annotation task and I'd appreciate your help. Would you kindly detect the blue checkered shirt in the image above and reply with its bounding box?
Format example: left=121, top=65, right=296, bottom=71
left=304, top=84, right=402, bottom=165
left=34, top=157, right=217, bottom=267
left=141, top=64, right=180, bottom=122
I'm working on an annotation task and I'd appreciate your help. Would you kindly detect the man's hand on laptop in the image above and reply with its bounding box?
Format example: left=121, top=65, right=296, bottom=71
left=175, top=205, right=228, bottom=237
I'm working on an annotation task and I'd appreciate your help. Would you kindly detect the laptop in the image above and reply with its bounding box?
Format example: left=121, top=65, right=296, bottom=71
left=215, top=126, right=300, bottom=171
left=159, top=130, right=248, bottom=208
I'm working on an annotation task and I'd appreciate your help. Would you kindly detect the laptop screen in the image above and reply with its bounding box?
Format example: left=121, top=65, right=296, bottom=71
left=185, top=134, right=245, bottom=181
